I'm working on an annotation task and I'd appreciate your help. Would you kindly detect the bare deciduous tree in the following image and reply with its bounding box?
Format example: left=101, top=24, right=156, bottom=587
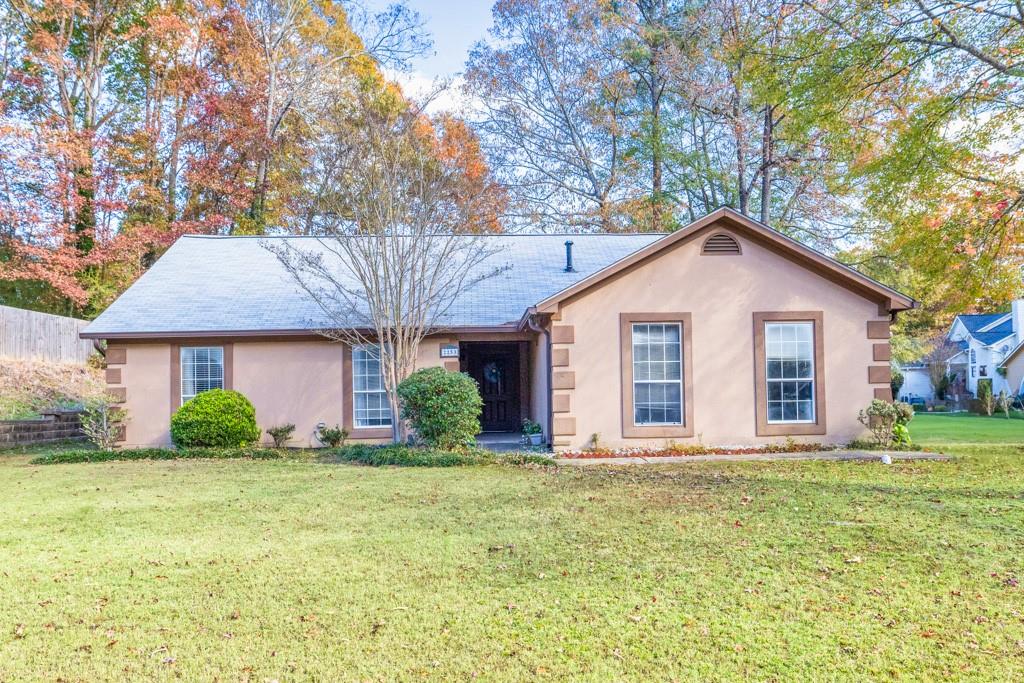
left=265, top=96, right=507, bottom=442
left=234, top=0, right=428, bottom=226
left=923, top=335, right=963, bottom=400
left=464, top=0, right=636, bottom=231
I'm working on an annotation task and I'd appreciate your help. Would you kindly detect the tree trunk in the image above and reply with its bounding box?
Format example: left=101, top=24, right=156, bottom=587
left=650, top=74, right=663, bottom=230
left=167, top=100, right=185, bottom=220
left=760, top=105, right=773, bottom=225
left=249, top=155, right=269, bottom=231
left=73, top=156, right=96, bottom=255
left=733, top=92, right=748, bottom=215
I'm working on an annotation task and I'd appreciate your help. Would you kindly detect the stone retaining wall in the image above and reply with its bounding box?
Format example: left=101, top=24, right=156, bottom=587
left=0, top=410, right=84, bottom=448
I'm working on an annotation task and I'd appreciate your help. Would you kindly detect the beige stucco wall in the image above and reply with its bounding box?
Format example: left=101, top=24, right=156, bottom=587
left=233, top=341, right=346, bottom=447
left=112, top=336, right=459, bottom=448
left=551, top=224, right=884, bottom=449
left=1005, top=352, right=1024, bottom=397
left=110, top=343, right=172, bottom=447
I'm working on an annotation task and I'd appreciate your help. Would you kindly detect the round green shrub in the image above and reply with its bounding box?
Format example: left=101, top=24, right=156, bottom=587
left=396, top=367, right=482, bottom=449
left=170, top=389, right=260, bottom=448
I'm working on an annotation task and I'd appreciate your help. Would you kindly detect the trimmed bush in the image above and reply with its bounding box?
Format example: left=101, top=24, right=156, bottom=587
left=31, top=447, right=284, bottom=465
left=396, top=367, right=482, bottom=449
left=170, top=389, right=260, bottom=448
left=332, top=444, right=492, bottom=467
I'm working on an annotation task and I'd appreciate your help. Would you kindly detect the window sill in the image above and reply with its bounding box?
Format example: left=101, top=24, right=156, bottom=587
left=622, top=423, right=694, bottom=438
left=347, top=427, right=393, bottom=440
left=756, top=422, right=826, bottom=437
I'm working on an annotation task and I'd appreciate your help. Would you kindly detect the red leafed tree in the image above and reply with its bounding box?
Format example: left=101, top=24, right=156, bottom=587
left=0, top=0, right=243, bottom=313
left=0, top=0, right=502, bottom=315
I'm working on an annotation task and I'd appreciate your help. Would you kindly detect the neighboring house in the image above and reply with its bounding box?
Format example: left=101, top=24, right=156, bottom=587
left=897, top=361, right=933, bottom=403
left=81, top=208, right=916, bottom=450
left=898, top=300, right=1024, bottom=402
left=999, top=323, right=1024, bottom=398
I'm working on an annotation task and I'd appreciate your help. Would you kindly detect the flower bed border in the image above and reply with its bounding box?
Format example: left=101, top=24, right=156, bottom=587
left=559, top=442, right=834, bottom=459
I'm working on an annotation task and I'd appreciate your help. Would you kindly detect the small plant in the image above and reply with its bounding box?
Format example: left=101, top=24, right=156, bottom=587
left=521, top=418, right=544, bottom=447
left=521, top=418, right=542, bottom=435
left=856, top=401, right=897, bottom=448
left=892, top=423, right=911, bottom=447
left=894, top=401, right=914, bottom=427
left=996, top=390, right=1012, bottom=419
left=396, top=367, right=482, bottom=449
left=266, top=424, right=296, bottom=447
left=170, top=389, right=260, bottom=448
left=317, top=424, right=348, bottom=448
left=86, top=350, right=107, bottom=371
left=586, top=433, right=602, bottom=450
left=79, top=397, right=128, bottom=451
left=858, top=399, right=914, bottom=449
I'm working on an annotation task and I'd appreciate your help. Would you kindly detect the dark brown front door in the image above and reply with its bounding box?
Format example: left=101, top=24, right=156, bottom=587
left=466, top=344, right=520, bottom=432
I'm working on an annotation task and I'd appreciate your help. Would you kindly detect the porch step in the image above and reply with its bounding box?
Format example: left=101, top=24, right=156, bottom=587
left=475, top=432, right=526, bottom=452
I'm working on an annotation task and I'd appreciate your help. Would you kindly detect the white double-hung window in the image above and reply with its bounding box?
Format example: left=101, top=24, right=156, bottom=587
left=632, top=322, right=684, bottom=425
left=352, top=344, right=392, bottom=428
left=180, top=346, right=224, bottom=405
left=764, top=322, right=815, bottom=423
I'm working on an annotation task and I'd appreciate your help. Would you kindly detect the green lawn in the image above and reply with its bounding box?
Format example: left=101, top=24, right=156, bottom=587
left=2, top=433, right=1023, bottom=680
left=911, top=411, right=1024, bottom=445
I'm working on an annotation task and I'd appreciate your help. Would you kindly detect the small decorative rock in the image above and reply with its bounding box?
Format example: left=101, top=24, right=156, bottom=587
left=880, top=454, right=892, bottom=465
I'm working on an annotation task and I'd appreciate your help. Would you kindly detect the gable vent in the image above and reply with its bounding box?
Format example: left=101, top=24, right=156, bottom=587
left=701, top=233, right=741, bottom=255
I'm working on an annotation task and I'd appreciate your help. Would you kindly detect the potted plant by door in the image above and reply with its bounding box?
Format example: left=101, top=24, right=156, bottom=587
left=521, top=419, right=544, bottom=447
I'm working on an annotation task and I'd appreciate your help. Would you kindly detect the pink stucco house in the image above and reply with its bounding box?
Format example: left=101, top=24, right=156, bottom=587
left=82, top=208, right=916, bottom=450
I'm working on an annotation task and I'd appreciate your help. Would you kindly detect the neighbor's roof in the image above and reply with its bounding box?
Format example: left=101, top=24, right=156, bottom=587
left=82, top=232, right=662, bottom=337
left=82, top=208, right=916, bottom=339
left=952, top=313, right=1015, bottom=346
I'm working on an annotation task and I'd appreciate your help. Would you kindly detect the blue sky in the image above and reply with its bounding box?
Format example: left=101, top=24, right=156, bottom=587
left=364, top=0, right=495, bottom=80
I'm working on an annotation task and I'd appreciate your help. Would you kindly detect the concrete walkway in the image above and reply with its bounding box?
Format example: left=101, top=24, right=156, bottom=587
left=554, top=450, right=949, bottom=466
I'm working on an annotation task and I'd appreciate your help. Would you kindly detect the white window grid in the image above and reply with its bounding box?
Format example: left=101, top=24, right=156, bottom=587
left=180, top=346, right=224, bottom=405
left=632, top=323, right=683, bottom=426
left=353, top=345, right=392, bottom=428
left=765, top=322, right=815, bottom=423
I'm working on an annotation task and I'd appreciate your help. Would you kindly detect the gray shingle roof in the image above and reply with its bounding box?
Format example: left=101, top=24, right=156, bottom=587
left=83, top=233, right=663, bottom=336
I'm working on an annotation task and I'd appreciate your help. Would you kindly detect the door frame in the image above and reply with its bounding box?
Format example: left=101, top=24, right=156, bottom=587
left=460, top=340, right=530, bottom=433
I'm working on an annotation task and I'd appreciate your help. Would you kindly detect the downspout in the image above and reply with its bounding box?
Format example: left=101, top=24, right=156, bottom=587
left=525, top=312, right=553, bottom=446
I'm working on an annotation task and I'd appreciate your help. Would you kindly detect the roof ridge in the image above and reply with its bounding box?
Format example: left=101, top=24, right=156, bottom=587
left=179, top=232, right=670, bottom=240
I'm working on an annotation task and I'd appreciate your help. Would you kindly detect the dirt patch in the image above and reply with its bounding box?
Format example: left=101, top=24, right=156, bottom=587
left=0, top=359, right=104, bottom=420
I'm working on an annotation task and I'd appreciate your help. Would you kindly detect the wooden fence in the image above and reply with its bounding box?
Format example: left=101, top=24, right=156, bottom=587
left=0, top=305, right=94, bottom=364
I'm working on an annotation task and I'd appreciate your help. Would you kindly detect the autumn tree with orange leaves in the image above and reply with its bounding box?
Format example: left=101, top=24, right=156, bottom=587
left=0, top=0, right=500, bottom=316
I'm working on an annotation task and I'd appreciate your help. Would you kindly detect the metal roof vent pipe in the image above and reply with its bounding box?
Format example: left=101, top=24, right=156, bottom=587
left=564, top=240, right=575, bottom=272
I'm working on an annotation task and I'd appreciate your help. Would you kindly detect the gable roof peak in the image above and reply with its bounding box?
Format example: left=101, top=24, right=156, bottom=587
left=536, top=208, right=915, bottom=314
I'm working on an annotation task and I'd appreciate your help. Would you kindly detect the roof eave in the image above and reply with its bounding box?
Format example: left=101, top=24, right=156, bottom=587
left=81, top=324, right=524, bottom=341
left=999, top=339, right=1024, bottom=369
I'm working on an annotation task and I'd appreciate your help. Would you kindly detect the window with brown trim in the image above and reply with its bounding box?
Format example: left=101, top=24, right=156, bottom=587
left=752, top=312, right=826, bottom=436
left=620, top=313, right=694, bottom=438
left=351, top=344, right=392, bottom=428
left=342, top=344, right=393, bottom=439
left=169, top=342, right=233, bottom=414
left=180, top=346, right=224, bottom=404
